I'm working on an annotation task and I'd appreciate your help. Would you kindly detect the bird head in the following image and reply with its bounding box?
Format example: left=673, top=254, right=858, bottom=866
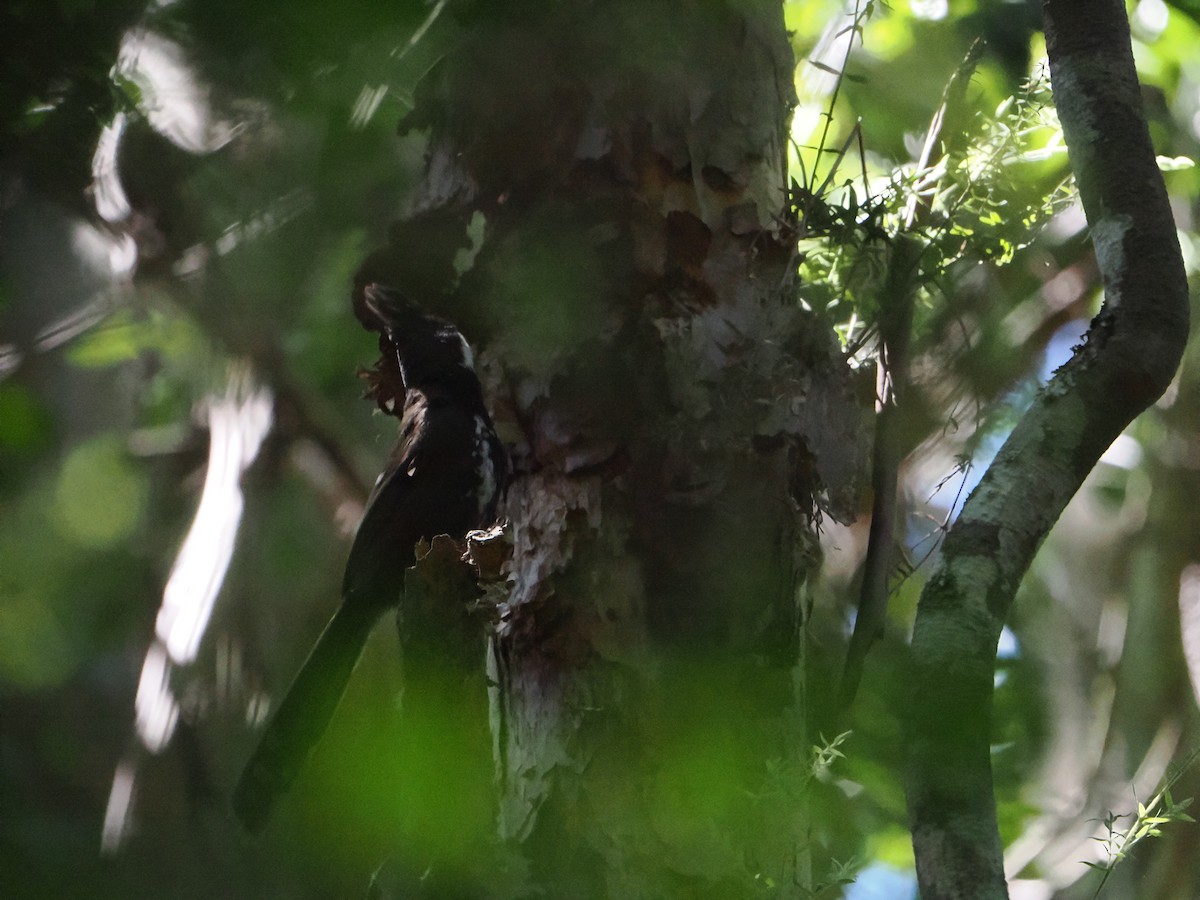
left=359, top=283, right=478, bottom=392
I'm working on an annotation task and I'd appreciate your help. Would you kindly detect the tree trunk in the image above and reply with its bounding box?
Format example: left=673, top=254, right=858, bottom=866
left=903, top=1, right=1190, bottom=897
left=358, top=1, right=861, bottom=894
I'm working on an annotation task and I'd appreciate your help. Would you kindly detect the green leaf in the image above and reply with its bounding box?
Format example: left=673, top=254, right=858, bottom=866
left=52, top=435, right=147, bottom=548
left=68, top=306, right=203, bottom=369
left=0, top=384, right=53, bottom=454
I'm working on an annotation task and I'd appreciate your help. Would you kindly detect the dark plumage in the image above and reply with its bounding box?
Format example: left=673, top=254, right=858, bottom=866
left=232, top=285, right=508, bottom=831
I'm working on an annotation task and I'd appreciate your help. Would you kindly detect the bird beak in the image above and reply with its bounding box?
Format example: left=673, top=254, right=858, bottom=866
left=361, top=284, right=414, bottom=330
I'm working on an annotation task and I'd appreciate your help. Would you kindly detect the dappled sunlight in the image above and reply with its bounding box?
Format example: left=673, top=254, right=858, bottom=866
left=101, top=366, right=272, bottom=852
left=909, top=0, right=947, bottom=22
left=210, top=188, right=314, bottom=258
left=1133, top=0, right=1171, bottom=40
left=1004, top=722, right=1181, bottom=890
left=99, top=760, right=138, bottom=856
left=116, top=29, right=233, bottom=155
left=23, top=222, right=137, bottom=362
left=91, top=112, right=132, bottom=224
left=33, top=284, right=124, bottom=354
left=1178, top=565, right=1200, bottom=709
left=133, top=643, right=177, bottom=754
left=789, top=1, right=862, bottom=162
left=4, top=0, right=1198, bottom=895
left=0, top=344, right=20, bottom=378
left=154, top=368, right=272, bottom=666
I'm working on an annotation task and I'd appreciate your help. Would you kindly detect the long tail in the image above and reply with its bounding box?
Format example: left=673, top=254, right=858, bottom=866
left=233, top=601, right=381, bottom=831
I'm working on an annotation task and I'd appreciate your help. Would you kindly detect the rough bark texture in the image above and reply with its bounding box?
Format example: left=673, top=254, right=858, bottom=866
left=904, top=1, right=1190, bottom=897
left=356, top=1, right=861, bottom=895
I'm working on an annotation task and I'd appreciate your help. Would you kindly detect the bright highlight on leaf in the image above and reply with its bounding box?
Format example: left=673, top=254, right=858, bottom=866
left=1157, top=155, right=1196, bottom=172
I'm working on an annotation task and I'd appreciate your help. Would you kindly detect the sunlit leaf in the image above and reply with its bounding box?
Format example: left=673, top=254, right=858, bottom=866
left=1157, top=155, right=1196, bottom=172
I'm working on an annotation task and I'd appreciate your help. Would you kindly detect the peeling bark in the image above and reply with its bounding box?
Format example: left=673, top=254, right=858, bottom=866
left=904, top=2, right=1190, bottom=897
left=359, top=1, right=862, bottom=894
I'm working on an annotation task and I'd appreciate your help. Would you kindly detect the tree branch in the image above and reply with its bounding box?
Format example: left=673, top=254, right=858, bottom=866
left=903, top=1, right=1190, bottom=896
left=839, top=235, right=920, bottom=711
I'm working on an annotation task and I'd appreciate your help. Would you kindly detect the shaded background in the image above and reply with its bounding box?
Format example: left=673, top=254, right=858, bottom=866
left=2, top=0, right=1200, bottom=897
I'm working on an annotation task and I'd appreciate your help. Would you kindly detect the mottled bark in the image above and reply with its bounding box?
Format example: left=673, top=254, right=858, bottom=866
left=904, top=1, right=1190, bottom=897
left=359, top=1, right=861, bottom=895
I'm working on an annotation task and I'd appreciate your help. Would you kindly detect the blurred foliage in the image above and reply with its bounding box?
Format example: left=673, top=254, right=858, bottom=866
left=1, top=0, right=1199, bottom=898
left=784, top=2, right=1200, bottom=898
